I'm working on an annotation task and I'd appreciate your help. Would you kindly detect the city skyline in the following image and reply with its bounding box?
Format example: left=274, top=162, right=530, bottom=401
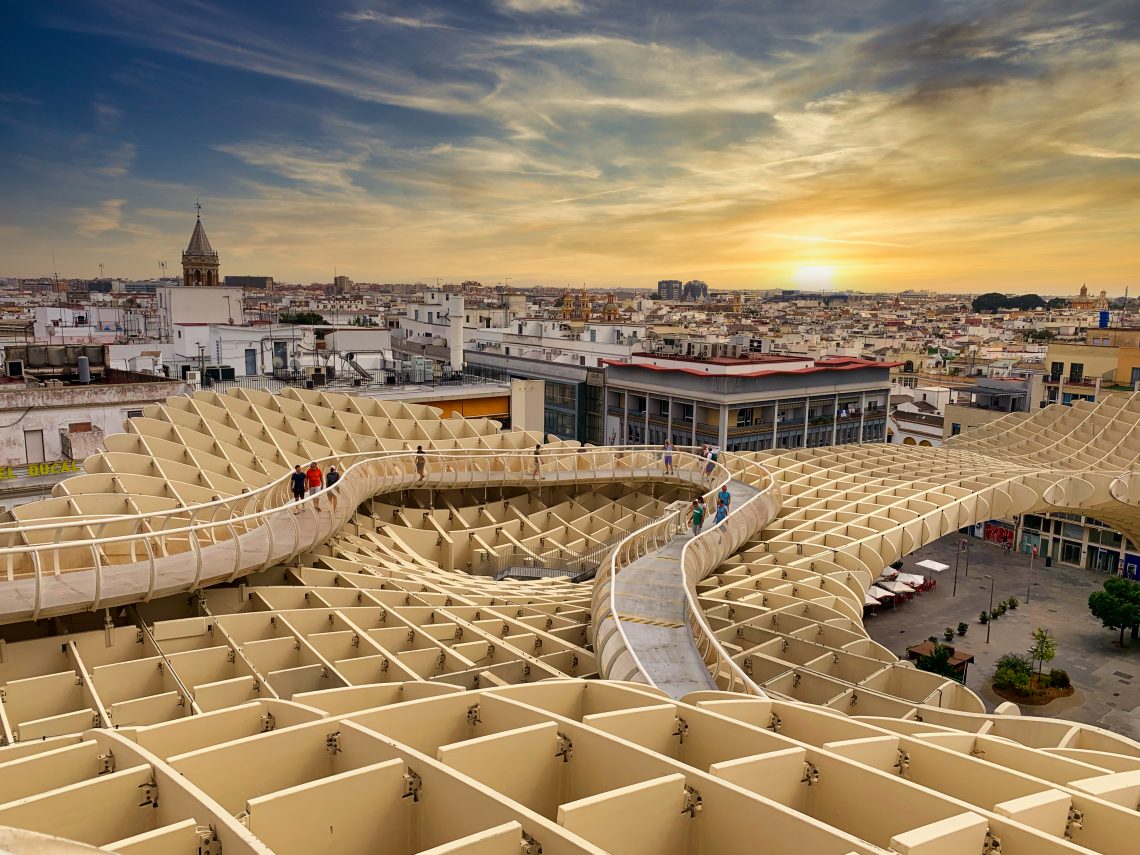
left=1, top=1, right=1138, bottom=292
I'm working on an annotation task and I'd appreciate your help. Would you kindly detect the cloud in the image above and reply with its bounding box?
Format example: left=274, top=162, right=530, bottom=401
left=340, top=10, right=455, bottom=29
left=498, top=0, right=584, bottom=14
left=5, top=0, right=1139, bottom=290
left=74, top=199, right=127, bottom=236
left=99, top=142, right=137, bottom=177
left=93, top=99, right=122, bottom=127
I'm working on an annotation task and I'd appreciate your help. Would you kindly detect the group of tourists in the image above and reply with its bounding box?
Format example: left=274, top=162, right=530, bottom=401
left=290, top=461, right=340, bottom=512
left=662, top=441, right=719, bottom=484
left=689, top=483, right=732, bottom=536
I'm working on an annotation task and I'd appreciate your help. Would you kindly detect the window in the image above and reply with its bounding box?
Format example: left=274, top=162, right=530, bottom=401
left=24, top=430, right=45, bottom=464
left=544, top=382, right=576, bottom=407
left=544, top=409, right=575, bottom=438
left=658, top=400, right=670, bottom=416
left=951, top=422, right=961, bottom=436
left=1069, top=362, right=1083, bottom=382
left=1050, top=361, right=1063, bottom=381
left=124, top=410, right=144, bottom=420
left=736, top=408, right=753, bottom=427
left=1131, top=367, right=1140, bottom=386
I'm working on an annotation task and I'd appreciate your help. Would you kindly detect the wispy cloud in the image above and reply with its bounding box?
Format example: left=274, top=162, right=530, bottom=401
left=340, top=10, right=455, bottom=30
left=498, top=0, right=584, bottom=14
left=74, top=198, right=127, bottom=236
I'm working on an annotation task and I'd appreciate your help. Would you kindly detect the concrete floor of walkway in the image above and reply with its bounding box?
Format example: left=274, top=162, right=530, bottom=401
left=866, top=533, right=1140, bottom=740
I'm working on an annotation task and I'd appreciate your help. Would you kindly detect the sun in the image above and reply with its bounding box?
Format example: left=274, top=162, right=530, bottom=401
left=793, top=264, right=837, bottom=289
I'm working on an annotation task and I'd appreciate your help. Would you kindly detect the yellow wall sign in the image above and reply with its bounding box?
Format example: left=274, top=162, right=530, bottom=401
left=0, top=460, right=82, bottom=479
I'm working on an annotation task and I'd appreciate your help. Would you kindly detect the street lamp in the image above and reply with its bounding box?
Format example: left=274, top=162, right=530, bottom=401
left=982, top=574, right=995, bottom=644
left=1026, top=544, right=1038, bottom=602
left=953, top=537, right=969, bottom=597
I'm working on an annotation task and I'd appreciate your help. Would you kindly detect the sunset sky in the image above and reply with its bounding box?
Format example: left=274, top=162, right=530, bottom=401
left=2, top=1, right=1137, bottom=292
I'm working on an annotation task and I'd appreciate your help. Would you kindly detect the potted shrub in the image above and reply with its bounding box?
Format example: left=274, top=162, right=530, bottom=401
left=1007, top=596, right=1019, bottom=610
left=991, top=608, right=1001, bottom=620
left=943, top=627, right=955, bottom=642
left=957, top=621, right=968, bottom=637
left=997, top=602, right=1008, bottom=616
left=979, top=611, right=989, bottom=625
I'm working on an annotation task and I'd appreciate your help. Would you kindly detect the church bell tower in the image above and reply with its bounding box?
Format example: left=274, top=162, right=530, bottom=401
left=181, top=201, right=220, bottom=287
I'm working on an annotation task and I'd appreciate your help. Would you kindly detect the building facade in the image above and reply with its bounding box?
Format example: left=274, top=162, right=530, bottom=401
left=604, top=354, right=892, bottom=450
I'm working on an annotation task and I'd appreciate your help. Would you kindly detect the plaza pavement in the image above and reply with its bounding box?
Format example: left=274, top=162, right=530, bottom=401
left=865, top=533, right=1140, bottom=741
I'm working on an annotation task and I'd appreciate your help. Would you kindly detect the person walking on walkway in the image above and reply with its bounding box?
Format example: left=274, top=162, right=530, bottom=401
left=690, top=497, right=705, bottom=536
left=306, top=461, right=324, bottom=511
left=714, top=497, right=729, bottom=526
left=532, top=443, right=543, bottom=479
left=290, top=465, right=307, bottom=512
left=662, top=439, right=674, bottom=475
left=717, top=483, right=731, bottom=511
left=704, top=446, right=717, bottom=484
left=325, top=464, right=341, bottom=510
left=415, top=446, right=426, bottom=481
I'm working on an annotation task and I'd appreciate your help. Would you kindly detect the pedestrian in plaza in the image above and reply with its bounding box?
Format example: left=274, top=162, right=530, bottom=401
left=690, top=497, right=705, bottom=536
left=663, top=439, right=674, bottom=475
left=704, top=446, right=717, bottom=484
left=290, top=464, right=307, bottom=512
left=325, top=464, right=341, bottom=509
left=532, top=443, right=543, bottom=479
left=717, top=483, right=732, bottom=510
left=306, top=461, right=324, bottom=510
left=415, top=445, right=426, bottom=481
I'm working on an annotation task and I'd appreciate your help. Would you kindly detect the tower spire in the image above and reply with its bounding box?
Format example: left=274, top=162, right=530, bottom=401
left=195, top=197, right=202, bottom=220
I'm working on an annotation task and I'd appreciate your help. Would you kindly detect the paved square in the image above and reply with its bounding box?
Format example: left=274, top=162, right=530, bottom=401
left=865, top=533, right=1140, bottom=740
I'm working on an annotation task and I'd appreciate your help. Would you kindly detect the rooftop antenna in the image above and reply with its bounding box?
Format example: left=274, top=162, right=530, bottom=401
left=98, top=263, right=104, bottom=279
left=160, top=260, right=167, bottom=280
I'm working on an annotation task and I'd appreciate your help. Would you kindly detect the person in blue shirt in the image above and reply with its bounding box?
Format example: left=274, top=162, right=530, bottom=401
left=717, top=485, right=731, bottom=510
left=714, top=498, right=728, bottom=525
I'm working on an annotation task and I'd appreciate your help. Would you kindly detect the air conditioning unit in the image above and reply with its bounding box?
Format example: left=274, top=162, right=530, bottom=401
left=5, top=360, right=23, bottom=378
left=186, top=370, right=201, bottom=385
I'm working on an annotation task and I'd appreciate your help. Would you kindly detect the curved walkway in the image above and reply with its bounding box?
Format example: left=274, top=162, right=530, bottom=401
left=0, top=450, right=719, bottom=623
left=614, top=478, right=762, bottom=696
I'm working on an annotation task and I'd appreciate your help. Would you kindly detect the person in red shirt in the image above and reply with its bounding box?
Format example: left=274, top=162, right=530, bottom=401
left=305, top=462, right=324, bottom=511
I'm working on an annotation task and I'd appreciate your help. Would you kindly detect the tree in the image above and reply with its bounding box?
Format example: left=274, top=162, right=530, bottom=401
left=278, top=311, right=327, bottom=325
left=971, top=292, right=1047, bottom=313
left=993, top=653, right=1032, bottom=693
left=1088, top=578, right=1140, bottom=646
left=1027, top=627, right=1056, bottom=676
left=916, top=642, right=960, bottom=681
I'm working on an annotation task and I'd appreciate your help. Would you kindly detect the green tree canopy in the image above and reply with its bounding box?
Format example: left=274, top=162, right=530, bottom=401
left=1088, top=577, right=1140, bottom=646
left=1027, top=627, right=1056, bottom=676
left=279, top=311, right=327, bottom=325
left=915, top=643, right=960, bottom=681
left=971, top=293, right=1047, bottom=313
